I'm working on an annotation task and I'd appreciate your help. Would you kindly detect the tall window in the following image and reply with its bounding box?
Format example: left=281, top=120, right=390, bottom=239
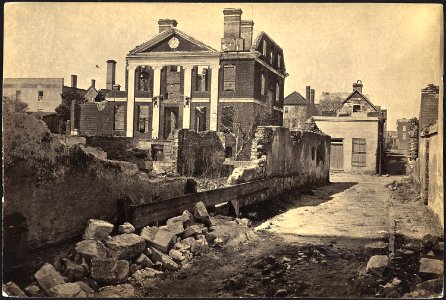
left=195, top=106, right=207, bottom=132
left=138, top=68, right=151, bottom=92
left=223, top=65, right=235, bottom=91
left=262, top=41, right=267, bottom=57
left=277, top=54, right=281, bottom=69
left=137, top=105, right=149, bottom=133
left=402, top=133, right=407, bottom=140
left=352, top=138, right=366, bottom=167
left=270, top=47, right=274, bottom=65
left=38, top=91, right=43, bottom=102
left=195, top=66, right=209, bottom=92
left=275, top=82, right=280, bottom=102
left=260, top=73, right=265, bottom=96
left=402, top=125, right=406, bottom=131
left=16, top=90, right=21, bottom=101
left=221, top=106, right=234, bottom=132
left=114, top=105, right=125, bottom=131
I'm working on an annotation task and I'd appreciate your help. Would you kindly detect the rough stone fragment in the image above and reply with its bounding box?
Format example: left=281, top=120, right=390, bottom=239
left=135, top=253, right=154, bottom=268
left=183, top=224, right=204, bottom=238
left=34, top=263, right=66, bottom=296
left=167, top=216, right=185, bottom=235
left=75, top=281, right=94, bottom=294
left=104, top=233, right=146, bottom=260
left=236, top=218, right=252, bottom=227
left=422, top=234, right=439, bottom=250
left=63, top=260, right=87, bottom=281
left=150, top=247, right=180, bottom=271
left=90, top=258, right=129, bottom=284
left=365, top=241, right=388, bottom=254
left=181, top=237, right=196, bottom=247
left=83, top=219, right=114, bottom=240
left=141, top=226, right=176, bottom=253
left=181, top=210, right=195, bottom=228
left=205, top=232, right=218, bottom=244
left=3, top=281, right=27, bottom=297
left=132, top=268, right=163, bottom=282
left=169, top=249, right=186, bottom=262
left=366, top=255, right=389, bottom=276
left=419, top=258, right=444, bottom=280
left=194, top=201, right=211, bottom=226
left=190, top=238, right=209, bottom=255
left=75, top=240, right=108, bottom=260
left=432, top=242, right=444, bottom=257
left=118, top=222, right=135, bottom=234
left=130, top=263, right=141, bottom=275
left=24, top=283, right=46, bottom=297
left=50, top=282, right=87, bottom=298
left=97, top=284, right=135, bottom=298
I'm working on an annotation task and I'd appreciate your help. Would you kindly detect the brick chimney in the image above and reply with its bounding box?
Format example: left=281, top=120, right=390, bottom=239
left=353, top=80, right=363, bottom=93
left=306, top=86, right=311, bottom=103
left=106, top=60, right=116, bottom=90
left=158, top=19, right=177, bottom=33
left=91, top=79, right=96, bottom=88
left=241, top=20, right=254, bottom=50
left=221, top=8, right=244, bottom=51
left=71, top=75, right=77, bottom=88
left=310, top=89, right=315, bottom=105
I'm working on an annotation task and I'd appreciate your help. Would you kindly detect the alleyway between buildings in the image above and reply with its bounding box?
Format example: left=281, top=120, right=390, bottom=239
left=133, top=173, right=443, bottom=298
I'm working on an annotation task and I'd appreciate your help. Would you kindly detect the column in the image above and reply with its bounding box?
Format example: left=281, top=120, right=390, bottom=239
left=126, top=65, right=136, bottom=137
left=152, top=66, right=162, bottom=139
left=209, top=65, right=220, bottom=131
left=182, top=66, right=193, bottom=129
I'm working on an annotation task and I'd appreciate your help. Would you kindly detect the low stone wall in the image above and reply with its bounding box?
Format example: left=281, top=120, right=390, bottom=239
left=229, top=126, right=331, bottom=185
left=4, top=145, right=190, bottom=249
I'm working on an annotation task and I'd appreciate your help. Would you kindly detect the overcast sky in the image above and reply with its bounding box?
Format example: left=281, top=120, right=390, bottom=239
left=4, top=3, right=443, bottom=130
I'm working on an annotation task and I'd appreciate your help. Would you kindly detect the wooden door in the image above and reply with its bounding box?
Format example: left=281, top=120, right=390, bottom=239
left=330, top=142, right=344, bottom=171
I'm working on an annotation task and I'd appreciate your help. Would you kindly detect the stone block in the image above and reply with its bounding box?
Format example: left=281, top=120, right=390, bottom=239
left=34, top=263, right=66, bottom=296
left=183, top=224, right=205, bottom=238
left=140, top=226, right=176, bottom=253
left=50, top=282, right=87, bottom=298
left=419, top=258, right=444, bottom=280
left=75, top=240, right=108, bottom=260
left=104, top=233, right=146, bottom=260
left=97, top=284, right=135, bottom=298
left=90, top=258, right=129, bottom=284
left=169, top=249, right=186, bottom=262
left=366, top=255, right=389, bottom=276
left=118, top=222, right=135, bottom=234
left=63, top=260, right=88, bottom=281
left=190, top=238, right=209, bottom=255
left=132, top=267, right=163, bottom=282
left=150, top=247, right=180, bottom=271
left=365, top=241, right=388, bottom=254
left=75, top=281, right=95, bottom=294
left=135, top=253, right=154, bottom=268
left=181, top=210, right=195, bottom=228
left=194, top=201, right=211, bottom=227
left=83, top=219, right=114, bottom=241
left=3, top=281, right=27, bottom=297
left=24, top=283, right=46, bottom=297
left=167, top=216, right=185, bottom=235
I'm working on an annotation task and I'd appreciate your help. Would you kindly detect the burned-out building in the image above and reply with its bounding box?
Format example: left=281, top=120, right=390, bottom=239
left=74, top=8, right=286, bottom=159
left=283, top=86, right=319, bottom=130
left=396, top=118, right=410, bottom=153
left=313, top=80, right=386, bottom=173
left=419, top=84, right=439, bottom=131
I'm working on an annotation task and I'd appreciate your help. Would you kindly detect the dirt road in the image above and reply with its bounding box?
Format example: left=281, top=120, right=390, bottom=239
left=139, top=173, right=437, bottom=298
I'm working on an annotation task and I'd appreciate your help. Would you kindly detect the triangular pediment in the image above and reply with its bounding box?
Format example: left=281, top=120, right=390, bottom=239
left=129, top=29, right=217, bottom=55
left=336, top=90, right=379, bottom=113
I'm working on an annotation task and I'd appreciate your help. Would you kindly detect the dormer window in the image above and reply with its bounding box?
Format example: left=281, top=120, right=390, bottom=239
left=353, top=105, right=361, bottom=112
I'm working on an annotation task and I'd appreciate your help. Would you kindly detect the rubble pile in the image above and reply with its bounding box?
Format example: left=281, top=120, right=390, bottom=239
left=354, top=234, right=444, bottom=298
left=3, top=201, right=259, bottom=298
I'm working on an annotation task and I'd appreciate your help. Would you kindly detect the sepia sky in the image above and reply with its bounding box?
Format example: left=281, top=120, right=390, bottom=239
left=4, top=3, right=443, bottom=130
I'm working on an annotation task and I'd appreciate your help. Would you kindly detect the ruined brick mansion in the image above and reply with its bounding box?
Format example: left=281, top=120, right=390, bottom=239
left=73, top=8, right=286, bottom=156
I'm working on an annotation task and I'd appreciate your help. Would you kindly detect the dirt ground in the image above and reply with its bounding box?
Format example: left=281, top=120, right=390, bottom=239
left=134, top=173, right=443, bottom=298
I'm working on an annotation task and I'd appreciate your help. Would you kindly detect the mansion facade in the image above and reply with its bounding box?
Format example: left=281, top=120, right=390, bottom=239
left=79, top=8, right=287, bottom=141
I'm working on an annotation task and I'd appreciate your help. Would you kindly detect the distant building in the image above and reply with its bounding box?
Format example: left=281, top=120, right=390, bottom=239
left=419, top=84, right=439, bottom=131
left=283, top=86, right=319, bottom=130
left=396, top=118, right=410, bottom=152
left=313, top=80, right=386, bottom=173
left=3, top=75, right=87, bottom=113
left=385, top=130, right=398, bottom=150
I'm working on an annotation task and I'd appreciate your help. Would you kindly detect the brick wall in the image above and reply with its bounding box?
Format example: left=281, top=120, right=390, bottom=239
left=419, top=84, right=439, bottom=131
left=219, top=59, right=255, bottom=98
left=79, top=101, right=126, bottom=137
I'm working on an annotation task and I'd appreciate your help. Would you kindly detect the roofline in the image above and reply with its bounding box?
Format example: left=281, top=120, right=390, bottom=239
left=334, top=89, right=379, bottom=112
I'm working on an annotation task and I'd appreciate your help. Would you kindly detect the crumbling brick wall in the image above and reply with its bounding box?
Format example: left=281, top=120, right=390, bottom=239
left=175, top=129, right=226, bottom=177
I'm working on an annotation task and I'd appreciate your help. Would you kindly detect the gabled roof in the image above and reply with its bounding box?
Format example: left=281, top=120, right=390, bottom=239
left=129, top=28, right=218, bottom=55
left=284, top=91, right=308, bottom=106
left=252, top=31, right=286, bottom=72
left=335, top=89, right=379, bottom=112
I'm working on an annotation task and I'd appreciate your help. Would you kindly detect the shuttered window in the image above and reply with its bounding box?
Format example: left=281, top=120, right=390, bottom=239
left=352, top=138, right=366, bottom=167
left=223, top=65, right=235, bottom=91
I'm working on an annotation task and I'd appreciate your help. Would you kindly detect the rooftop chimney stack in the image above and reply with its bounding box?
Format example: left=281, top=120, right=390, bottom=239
left=106, top=60, right=116, bottom=90
left=91, top=79, right=96, bottom=88
left=306, top=86, right=311, bottom=103
left=71, top=75, right=77, bottom=88
left=353, top=80, right=363, bottom=93
left=310, top=89, right=315, bottom=105
left=158, top=19, right=178, bottom=33
left=240, top=20, right=254, bottom=50
left=221, top=8, right=244, bottom=51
